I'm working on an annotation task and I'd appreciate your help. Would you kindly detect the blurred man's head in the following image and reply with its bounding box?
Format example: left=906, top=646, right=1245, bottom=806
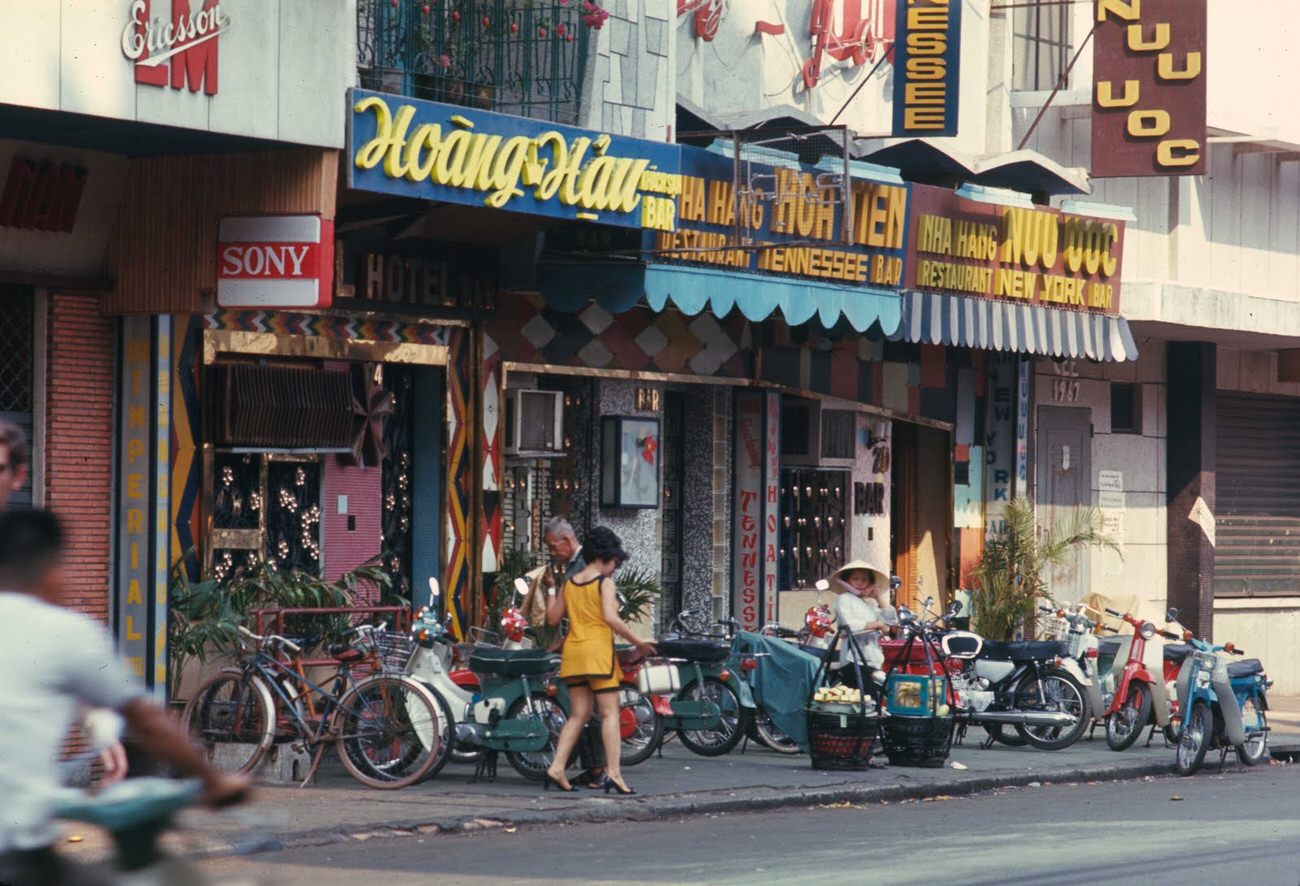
left=543, top=516, right=579, bottom=564
left=0, top=421, right=30, bottom=511
left=0, top=509, right=64, bottom=600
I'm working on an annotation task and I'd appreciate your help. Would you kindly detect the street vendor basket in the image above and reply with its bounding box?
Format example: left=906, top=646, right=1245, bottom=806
left=806, top=702, right=879, bottom=770
left=881, top=629, right=955, bottom=768
left=881, top=713, right=954, bottom=768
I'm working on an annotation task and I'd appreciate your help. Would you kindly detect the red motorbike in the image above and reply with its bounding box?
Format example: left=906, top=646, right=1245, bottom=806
left=1100, top=607, right=1181, bottom=751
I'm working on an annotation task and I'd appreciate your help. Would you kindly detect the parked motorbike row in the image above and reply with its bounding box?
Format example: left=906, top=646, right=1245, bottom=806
left=395, top=576, right=1270, bottom=782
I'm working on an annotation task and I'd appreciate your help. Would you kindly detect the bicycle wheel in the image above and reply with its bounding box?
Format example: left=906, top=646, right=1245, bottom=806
left=618, top=686, right=664, bottom=767
left=415, top=685, right=458, bottom=782
left=182, top=669, right=275, bottom=775
left=676, top=677, right=751, bottom=757
left=334, top=675, right=442, bottom=789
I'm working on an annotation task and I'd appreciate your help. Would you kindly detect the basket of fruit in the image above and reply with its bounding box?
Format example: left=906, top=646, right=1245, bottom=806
left=806, top=684, right=879, bottom=770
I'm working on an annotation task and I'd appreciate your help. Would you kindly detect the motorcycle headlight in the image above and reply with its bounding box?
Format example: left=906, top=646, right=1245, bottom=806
left=1140, top=622, right=1156, bottom=640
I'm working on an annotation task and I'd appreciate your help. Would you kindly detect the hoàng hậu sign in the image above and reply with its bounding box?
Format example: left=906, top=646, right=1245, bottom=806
left=1091, top=0, right=1207, bottom=177
left=347, top=89, right=682, bottom=231
left=649, top=146, right=907, bottom=288
left=892, top=0, right=962, bottom=137
left=902, top=185, right=1125, bottom=314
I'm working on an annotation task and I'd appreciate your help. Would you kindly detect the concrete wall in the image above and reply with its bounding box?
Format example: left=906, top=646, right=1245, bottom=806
left=579, top=0, right=674, bottom=141
left=1031, top=345, right=1168, bottom=620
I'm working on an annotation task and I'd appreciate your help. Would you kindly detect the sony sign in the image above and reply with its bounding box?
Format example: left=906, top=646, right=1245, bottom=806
left=216, top=216, right=334, bottom=309
left=121, top=0, right=230, bottom=96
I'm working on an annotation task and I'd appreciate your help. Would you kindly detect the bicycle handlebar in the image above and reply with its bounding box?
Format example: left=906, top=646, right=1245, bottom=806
left=1104, top=607, right=1122, bottom=618
left=237, top=625, right=301, bottom=654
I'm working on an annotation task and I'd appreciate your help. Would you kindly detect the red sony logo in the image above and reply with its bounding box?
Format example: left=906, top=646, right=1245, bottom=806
left=218, top=244, right=318, bottom=279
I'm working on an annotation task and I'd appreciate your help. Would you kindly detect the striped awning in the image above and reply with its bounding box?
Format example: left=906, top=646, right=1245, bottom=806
left=892, top=290, right=1139, bottom=362
left=539, top=262, right=902, bottom=335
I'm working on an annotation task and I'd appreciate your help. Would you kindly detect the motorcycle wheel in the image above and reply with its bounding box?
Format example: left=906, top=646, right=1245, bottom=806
left=754, top=711, right=801, bottom=755
left=1237, top=695, right=1269, bottom=766
left=1012, top=668, right=1090, bottom=751
left=1175, top=699, right=1211, bottom=776
left=415, top=686, right=459, bottom=782
left=984, top=724, right=1030, bottom=747
left=504, top=693, right=568, bottom=781
left=618, top=686, right=664, bottom=767
left=1105, top=682, right=1152, bottom=752
left=676, top=677, right=752, bottom=757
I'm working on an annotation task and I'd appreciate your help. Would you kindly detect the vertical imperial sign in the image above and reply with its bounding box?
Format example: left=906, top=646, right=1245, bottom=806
left=1091, top=0, right=1207, bottom=177
left=892, top=0, right=962, bottom=137
left=733, top=392, right=764, bottom=630
left=116, top=317, right=153, bottom=680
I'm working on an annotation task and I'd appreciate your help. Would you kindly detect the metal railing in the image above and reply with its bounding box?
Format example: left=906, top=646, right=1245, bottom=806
left=357, top=0, right=591, bottom=124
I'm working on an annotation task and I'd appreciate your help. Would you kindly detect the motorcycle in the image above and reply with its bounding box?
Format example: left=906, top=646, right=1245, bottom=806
left=1040, top=603, right=1116, bottom=741
left=1097, top=606, right=1179, bottom=751
left=651, top=609, right=758, bottom=757
left=933, top=601, right=1093, bottom=751
left=409, top=578, right=569, bottom=781
left=1165, top=608, right=1271, bottom=776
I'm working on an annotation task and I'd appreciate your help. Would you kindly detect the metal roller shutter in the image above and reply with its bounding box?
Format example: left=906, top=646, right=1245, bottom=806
left=1215, top=393, right=1300, bottom=596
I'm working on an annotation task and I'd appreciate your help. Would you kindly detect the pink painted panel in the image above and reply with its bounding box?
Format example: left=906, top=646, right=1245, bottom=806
left=322, top=456, right=383, bottom=603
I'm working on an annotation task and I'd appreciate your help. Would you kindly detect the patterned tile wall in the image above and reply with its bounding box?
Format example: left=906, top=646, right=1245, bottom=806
left=579, top=0, right=674, bottom=141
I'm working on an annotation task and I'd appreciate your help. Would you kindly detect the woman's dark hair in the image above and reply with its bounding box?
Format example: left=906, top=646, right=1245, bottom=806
left=583, top=525, right=629, bottom=567
left=0, top=509, right=63, bottom=588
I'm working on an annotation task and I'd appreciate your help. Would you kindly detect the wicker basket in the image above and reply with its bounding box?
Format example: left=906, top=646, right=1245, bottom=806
left=881, top=714, right=954, bottom=768
left=806, top=704, right=880, bottom=770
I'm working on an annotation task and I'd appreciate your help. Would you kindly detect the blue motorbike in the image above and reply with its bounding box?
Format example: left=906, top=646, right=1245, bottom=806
left=1165, top=607, right=1270, bottom=776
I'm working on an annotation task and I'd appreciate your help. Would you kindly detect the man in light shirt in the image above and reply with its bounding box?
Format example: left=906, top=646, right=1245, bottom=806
left=0, top=509, right=250, bottom=885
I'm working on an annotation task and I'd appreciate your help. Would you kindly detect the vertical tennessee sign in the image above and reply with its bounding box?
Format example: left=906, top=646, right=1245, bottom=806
left=733, top=392, right=765, bottom=630
left=892, top=0, right=962, bottom=137
left=1091, top=0, right=1207, bottom=177
left=761, top=392, right=781, bottom=627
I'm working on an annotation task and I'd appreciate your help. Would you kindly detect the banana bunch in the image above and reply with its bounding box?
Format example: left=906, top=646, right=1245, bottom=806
left=814, top=686, right=863, bottom=705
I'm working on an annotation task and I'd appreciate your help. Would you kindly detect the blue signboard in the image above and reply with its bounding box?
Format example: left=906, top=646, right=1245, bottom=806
left=892, top=0, right=963, bottom=137
left=346, top=89, right=681, bottom=231
left=647, top=145, right=908, bottom=290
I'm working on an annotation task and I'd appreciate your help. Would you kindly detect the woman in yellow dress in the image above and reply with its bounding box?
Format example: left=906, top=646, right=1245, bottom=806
left=544, top=526, right=655, bottom=795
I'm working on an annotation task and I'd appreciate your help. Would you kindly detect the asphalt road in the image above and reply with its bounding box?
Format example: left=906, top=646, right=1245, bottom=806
left=205, top=763, right=1300, bottom=886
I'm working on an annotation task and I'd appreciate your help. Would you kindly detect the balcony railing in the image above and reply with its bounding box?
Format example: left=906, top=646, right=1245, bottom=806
left=357, top=0, right=592, bottom=124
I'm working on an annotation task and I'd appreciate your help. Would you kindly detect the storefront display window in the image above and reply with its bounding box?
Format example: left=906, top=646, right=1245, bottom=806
left=778, top=468, right=848, bottom=589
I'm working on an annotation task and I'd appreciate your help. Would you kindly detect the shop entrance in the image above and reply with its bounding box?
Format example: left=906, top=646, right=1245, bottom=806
left=890, top=423, right=951, bottom=611
left=1035, top=405, right=1091, bottom=602
left=0, top=285, right=34, bottom=508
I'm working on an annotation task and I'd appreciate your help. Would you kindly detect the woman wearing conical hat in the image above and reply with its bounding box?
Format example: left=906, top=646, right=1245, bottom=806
left=829, top=559, right=898, bottom=687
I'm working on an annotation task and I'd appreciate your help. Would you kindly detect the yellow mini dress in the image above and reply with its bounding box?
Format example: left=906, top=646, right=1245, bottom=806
left=558, top=576, right=623, bottom=692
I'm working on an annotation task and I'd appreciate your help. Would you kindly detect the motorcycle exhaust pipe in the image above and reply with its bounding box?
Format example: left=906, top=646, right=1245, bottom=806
left=1211, top=670, right=1247, bottom=746
left=455, top=722, right=484, bottom=747
left=975, top=710, right=1077, bottom=727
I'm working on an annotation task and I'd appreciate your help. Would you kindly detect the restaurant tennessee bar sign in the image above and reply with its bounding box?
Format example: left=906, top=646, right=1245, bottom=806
left=903, top=185, right=1125, bottom=314
left=651, top=147, right=907, bottom=287
left=347, top=89, right=682, bottom=231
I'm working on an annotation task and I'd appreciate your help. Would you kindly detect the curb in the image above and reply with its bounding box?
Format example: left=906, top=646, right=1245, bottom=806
left=193, top=757, right=1176, bottom=859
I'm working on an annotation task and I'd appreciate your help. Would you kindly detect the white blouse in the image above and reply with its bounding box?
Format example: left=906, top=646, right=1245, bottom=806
left=832, top=591, right=898, bottom=669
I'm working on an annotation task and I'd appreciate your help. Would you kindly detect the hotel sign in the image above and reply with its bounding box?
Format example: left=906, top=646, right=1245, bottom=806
left=347, top=90, right=682, bottom=231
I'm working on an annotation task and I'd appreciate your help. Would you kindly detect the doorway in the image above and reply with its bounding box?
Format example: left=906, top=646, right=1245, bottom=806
left=1035, top=406, right=1092, bottom=602
left=890, top=423, right=951, bottom=611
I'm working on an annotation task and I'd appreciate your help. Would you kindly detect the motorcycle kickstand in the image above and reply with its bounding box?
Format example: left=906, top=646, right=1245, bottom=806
left=1143, top=724, right=1158, bottom=749
left=1217, top=746, right=1229, bottom=772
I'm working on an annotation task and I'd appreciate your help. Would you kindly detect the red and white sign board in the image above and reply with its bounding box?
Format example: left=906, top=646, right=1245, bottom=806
left=216, top=215, right=333, bottom=309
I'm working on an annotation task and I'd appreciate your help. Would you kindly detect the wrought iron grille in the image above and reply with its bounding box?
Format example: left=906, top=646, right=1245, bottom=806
left=357, top=0, right=592, bottom=124
left=381, top=366, right=414, bottom=602
left=0, top=287, right=34, bottom=414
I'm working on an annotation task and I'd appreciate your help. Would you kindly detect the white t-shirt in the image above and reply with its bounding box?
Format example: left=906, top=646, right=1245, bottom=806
left=832, top=591, right=898, bottom=670
left=0, top=592, right=143, bottom=851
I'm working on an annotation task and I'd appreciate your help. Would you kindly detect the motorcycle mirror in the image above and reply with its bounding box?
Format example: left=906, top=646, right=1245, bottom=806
left=513, top=577, right=530, bottom=601
left=815, top=579, right=830, bottom=592
left=923, top=596, right=935, bottom=610
left=427, top=577, right=441, bottom=601
left=950, top=600, right=963, bottom=615
left=1165, top=607, right=1179, bottom=622
left=889, top=575, right=902, bottom=591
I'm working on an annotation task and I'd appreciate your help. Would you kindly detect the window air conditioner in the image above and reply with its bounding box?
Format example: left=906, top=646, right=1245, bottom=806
left=505, top=389, right=564, bottom=455
left=781, top=398, right=857, bottom=468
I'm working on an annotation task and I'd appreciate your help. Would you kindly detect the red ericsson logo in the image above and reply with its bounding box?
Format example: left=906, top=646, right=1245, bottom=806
left=120, top=0, right=229, bottom=96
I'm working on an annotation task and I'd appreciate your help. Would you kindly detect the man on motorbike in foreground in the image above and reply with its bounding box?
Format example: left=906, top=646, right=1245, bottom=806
left=0, top=509, right=251, bottom=885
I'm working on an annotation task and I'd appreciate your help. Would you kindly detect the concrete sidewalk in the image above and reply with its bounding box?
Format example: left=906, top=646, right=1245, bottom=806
left=66, top=710, right=1299, bottom=864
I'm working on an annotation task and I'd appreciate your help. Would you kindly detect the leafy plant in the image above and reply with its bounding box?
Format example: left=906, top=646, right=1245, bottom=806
left=615, top=566, right=662, bottom=626
left=969, top=497, right=1118, bottom=641
left=168, top=556, right=391, bottom=700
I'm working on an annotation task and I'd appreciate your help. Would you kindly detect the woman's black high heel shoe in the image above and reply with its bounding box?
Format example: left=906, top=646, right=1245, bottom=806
left=603, top=778, right=637, bottom=796
left=544, top=772, right=577, bottom=793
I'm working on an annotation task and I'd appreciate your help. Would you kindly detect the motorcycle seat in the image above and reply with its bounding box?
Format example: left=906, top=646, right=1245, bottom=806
left=980, top=639, right=1068, bottom=661
left=656, top=637, right=731, bottom=663
left=1163, top=643, right=1193, bottom=664
left=1227, top=658, right=1264, bottom=678
left=467, top=647, right=560, bottom=677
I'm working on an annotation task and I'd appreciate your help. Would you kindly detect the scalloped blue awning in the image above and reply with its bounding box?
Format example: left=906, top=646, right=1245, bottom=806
left=891, top=289, right=1139, bottom=362
left=538, top=263, right=902, bottom=334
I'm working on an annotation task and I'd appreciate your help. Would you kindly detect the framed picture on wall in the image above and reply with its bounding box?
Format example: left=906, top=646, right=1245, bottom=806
left=600, top=416, right=660, bottom=508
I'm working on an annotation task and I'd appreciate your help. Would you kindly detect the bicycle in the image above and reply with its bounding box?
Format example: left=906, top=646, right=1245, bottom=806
left=181, top=625, right=441, bottom=789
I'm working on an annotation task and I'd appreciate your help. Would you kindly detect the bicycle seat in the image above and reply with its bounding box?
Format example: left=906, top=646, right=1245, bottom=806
left=980, top=639, right=1068, bottom=662
left=1227, top=658, right=1264, bottom=678
left=328, top=644, right=367, bottom=663
left=656, top=637, right=731, bottom=663
left=1163, top=643, right=1192, bottom=664
left=468, top=647, right=559, bottom=677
